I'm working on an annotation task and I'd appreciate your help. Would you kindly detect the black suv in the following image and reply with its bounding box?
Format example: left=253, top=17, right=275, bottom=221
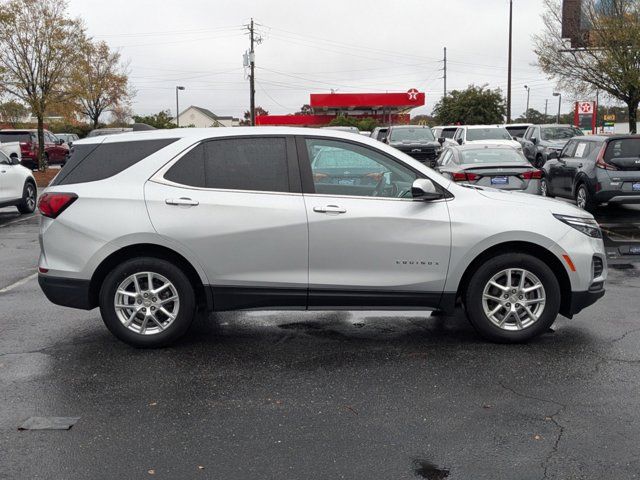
left=384, top=125, right=443, bottom=167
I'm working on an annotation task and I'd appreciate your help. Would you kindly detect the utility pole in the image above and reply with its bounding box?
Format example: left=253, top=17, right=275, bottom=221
left=506, top=0, right=513, bottom=123
left=175, top=86, right=185, bottom=127
left=443, top=47, right=447, bottom=98
left=249, top=18, right=256, bottom=126
left=524, top=85, right=530, bottom=121
left=544, top=99, right=548, bottom=120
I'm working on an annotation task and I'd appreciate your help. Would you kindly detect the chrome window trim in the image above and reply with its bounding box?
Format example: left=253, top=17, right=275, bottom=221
left=303, top=192, right=451, bottom=203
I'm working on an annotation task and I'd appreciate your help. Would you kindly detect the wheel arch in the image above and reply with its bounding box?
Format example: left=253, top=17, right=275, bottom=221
left=455, top=241, right=573, bottom=317
left=89, top=243, right=212, bottom=311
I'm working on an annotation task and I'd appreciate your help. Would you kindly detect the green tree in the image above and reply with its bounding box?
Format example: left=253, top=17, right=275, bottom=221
left=0, top=99, right=28, bottom=127
left=535, top=0, right=640, bottom=133
left=239, top=106, right=269, bottom=125
left=0, top=0, right=85, bottom=170
left=295, top=104, right=313, bottom=115
left=432, top=85, right=506, bottom=125
left=514, top=108, right=552, bottom=124
left=410, top=114, right=435, bottom=126
left=328, top=115, right=378, bottom=131
left=132, top=110, right=175, bottom=129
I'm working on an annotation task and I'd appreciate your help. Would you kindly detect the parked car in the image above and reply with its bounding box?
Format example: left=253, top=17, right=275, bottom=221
left=55, top=133, right=80, bottom=147
left=436, top=144, right=542, bottom=195
left=451, top=125, right=522, bottom=151
left=87, top=127, right=134, bottom=138
left=432, top=126, right=458, bottom=141
left=384, top=125, right=443, bottom=167
left=519, top=124, right=584, bottom=168
left=0, top=129, right=69, bottom=170
left=37, top=128, right=606, bottom=347
left=541, top=135, right=640, bottom=211
left=0, top=147, right=37, bottom=214
left=503, top=123, right=533, bottom=140
left=370, top=126, right=389, bottom=142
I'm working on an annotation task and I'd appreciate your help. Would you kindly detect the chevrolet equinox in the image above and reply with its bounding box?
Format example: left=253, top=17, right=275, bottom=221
left=38, top=128, right=606, bottom=347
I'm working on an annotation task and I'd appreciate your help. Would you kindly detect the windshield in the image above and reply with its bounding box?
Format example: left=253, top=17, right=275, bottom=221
left=466, top=128, right=512, bottom=141
left=541, top=127, right=583, bottom=141
left=389, top=127, right=435, bottom=142
left=605, top=138, right=640, bottom=161
left=459, top=148, right=527, bottom=164
left=0, top=132, right=31, bottom=143
left=441, top=128, right=457, bottom=139
left=505, top=126, right=529, bottom=138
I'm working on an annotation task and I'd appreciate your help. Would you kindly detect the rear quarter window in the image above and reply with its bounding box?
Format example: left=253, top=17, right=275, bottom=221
left=605, top=138, right=640, bottom=161
left=51, top=138, right=178, bottom=186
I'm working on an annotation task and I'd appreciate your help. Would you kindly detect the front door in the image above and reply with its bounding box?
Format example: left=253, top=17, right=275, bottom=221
left=145, top=136, right=308, bottom=310
left=298, top=136, right=451, bottom=309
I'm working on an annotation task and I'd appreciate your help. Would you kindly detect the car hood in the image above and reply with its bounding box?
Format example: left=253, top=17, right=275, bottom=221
left=471, top=185, right=593, bottom=217
left=540, top=139, right=569, bottom=149
left=466, top=139, right=522, bottom=148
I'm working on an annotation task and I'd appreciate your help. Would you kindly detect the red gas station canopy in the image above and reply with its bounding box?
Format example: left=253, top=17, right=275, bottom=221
left=311, top=90, right=425, bottom=109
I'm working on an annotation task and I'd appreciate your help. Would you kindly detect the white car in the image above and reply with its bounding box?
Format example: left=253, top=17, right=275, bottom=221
left=37, top=127, right=606, bottom=347
left=0, top=144, right=37, bottom=214
left=451, top=125, right=523, bottom=150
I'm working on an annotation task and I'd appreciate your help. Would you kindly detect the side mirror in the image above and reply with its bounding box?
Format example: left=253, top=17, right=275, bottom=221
left=437, top=137, right=445, bottom=145
left=546, top=151, right=558, bottom=160
left=456, top=138, right=463, bottom=145
left=10, top=153, right=20, bottom=165
left=411, top=178, right=443, bottom=201
left=531, top=137, right=538, bottom=145
left=57, top=138, right=65, bottom=145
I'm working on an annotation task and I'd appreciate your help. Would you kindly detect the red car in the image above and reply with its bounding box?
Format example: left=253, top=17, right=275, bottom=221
left=0, top=129, right=70, bottom=170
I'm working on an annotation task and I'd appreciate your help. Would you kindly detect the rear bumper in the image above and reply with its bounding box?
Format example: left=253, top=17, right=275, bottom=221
left=566, top=288, right=605, bottom=317
left=38, top=274, right=94, bottom=310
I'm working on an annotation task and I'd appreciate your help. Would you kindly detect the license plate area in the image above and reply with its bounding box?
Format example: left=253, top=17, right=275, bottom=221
left=338, top=178, right=356, bottom=186
left=491, top=176, right=509, bottom=185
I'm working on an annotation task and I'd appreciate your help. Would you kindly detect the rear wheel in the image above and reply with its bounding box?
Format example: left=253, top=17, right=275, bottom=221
left=540, top=178, right=553, bottom=198
left=535, top=154, right=544, bottom=168
left=17, top=181, right=37, bottom=214
left=575, top=183, right=596, bottom=211
left=464, top=253, right=560, bottom=343
left=99, top=257, right=196, bottom=347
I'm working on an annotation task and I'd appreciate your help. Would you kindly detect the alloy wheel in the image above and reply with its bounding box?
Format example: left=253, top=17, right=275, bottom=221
left=576, top=187, right=587, bottom=209
left=25, top=184, right=36, bottom=210
left=114, top=271, right=180, bottom=335
left=482, top=268, right=546, bottom=331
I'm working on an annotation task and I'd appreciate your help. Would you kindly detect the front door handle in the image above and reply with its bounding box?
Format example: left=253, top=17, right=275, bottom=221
left=165, top=197, right=199, bottom=206
left=313, top=205, right=346, bottom=214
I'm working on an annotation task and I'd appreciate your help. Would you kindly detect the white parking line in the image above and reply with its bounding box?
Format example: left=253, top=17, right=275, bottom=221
left=0, top=214, right=36, bottom=229
left=0, top=272, right=38, bottom=293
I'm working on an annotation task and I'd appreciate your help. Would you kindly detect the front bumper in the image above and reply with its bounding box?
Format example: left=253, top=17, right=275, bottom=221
left=566, top=288, right=605, bottom=317
left=38, top=274, right=94, bottom=310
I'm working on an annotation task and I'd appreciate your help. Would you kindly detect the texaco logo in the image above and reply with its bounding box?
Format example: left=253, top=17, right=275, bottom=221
left=407, top=88, right=419, bottom=101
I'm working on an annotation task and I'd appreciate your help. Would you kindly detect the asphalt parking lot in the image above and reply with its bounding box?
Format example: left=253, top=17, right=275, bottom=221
left=1, top=204, right=639, bottom=479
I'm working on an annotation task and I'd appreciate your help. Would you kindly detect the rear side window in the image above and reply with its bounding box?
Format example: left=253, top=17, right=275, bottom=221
left=204, top=137, right=289, bottom=192
left=51, top=138, right=178, bottom=186
left=164, top=144, right=205, bottom=188
left=0, top=132, right=31, bottom=143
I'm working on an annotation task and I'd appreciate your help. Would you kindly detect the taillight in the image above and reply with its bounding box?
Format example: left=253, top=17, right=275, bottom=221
left=521, top=169, right=542, bottom=180
left=452, top=172, right=479, bottom=182
left=596, top=143, right=617, bottom=170
left=38, top=192, right=78, bottom=219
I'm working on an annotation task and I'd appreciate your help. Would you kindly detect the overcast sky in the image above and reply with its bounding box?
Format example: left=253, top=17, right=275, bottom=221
left=66, top=0, right=573, bottom=120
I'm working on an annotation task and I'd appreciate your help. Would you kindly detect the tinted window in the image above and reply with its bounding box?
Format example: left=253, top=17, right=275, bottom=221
left=441, top=128, right=457, bottom=139
left=605, top=138, right=640, bottom=160
left=388, top=127, right=435, bottom=142
left=203, top=137, right=289, bottom=192
left=306, top=138, right=417, bottom=198
left=562, top=140, right=578, bottom=158
left=505, top=126, right=529, bottom=138
left=51, top=138, right=178, bottom=186
left=164, top=144, right=205, bottom=187
left=466, top=128, right=512, bottom=141
left=0, top=132, right=31, bottom=143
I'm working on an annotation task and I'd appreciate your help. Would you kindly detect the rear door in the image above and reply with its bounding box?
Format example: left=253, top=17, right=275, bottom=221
left=298, top=136, right=451, bottom=309
left=145, top=135, right=309, bottom=310
left=555, top=140, right=579, bottom=195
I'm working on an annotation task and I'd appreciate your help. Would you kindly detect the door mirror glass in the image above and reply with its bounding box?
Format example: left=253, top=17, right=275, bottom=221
left=531, top=137, right=538, bottom=145
left=411, top=178, right=442, bottom=201
left=437, top=137, right=445, bottom=145
left=456, top=138, right=463, bottom=145
left=10, top=153, right=20, bottom=165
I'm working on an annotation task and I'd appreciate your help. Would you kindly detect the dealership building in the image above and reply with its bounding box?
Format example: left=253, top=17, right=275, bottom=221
left=256, top=89, right=425, bottom=127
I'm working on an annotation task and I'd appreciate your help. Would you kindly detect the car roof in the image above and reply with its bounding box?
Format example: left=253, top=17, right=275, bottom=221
left=0, top=129, right=38, bottom=132
left=503, top=123, right=533, bottom=127
left=389, top=125, right=431, bottom=129
left=536, top=124, right=577, bottom=128
left=465, top=125, right=508, bottom=129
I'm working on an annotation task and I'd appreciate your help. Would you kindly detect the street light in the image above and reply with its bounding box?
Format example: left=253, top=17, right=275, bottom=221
left=524, top=85, right=531, bottom=121
left=175, top=86, right=185, bottom=127
left=553, top=92, right=562, bottom=124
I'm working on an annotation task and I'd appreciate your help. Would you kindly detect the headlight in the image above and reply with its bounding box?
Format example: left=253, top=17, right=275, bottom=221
left=553, top=214, right=602, bottom=238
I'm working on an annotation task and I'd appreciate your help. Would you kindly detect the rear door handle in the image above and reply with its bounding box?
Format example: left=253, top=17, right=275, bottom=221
left=165, top=197, right=199, bottom=206
left=313, top=205, right=346, bottom=214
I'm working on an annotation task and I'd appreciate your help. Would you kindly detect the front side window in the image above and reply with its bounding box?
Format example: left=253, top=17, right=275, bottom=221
left=562, top=140, right=578, bottom=158
left=574, top=141, right=593, bottom=158
left=306, top=138, right=417, bottom=199
left=541, top=127, right=583, bottom=141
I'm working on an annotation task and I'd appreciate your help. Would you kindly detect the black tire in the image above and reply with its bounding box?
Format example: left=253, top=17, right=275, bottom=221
left=99, top=257, right=196, bottom=347
left=535, top=154, right=544, bottom=168
left=17, top=181, right=37, bottom=214
left=540, top=178, right=554, bottom=198
left=463, top=253, right=561, bottom=343
left=575, top=183, right=596, bottom=212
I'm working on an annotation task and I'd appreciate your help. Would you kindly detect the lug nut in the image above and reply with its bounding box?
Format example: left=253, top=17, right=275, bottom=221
left=519, top=295, right=523, bottom=300
left=506, top=303, right=511, bottom=308
left=141, top=307, right=146, bottom=312
left=504, top=295, right=509, bottom=299
left=137, top=299, right=142, bottom=304
left=152, top=297, right=157, bottom=302
left=516, top=303, right=521, bottom=308
left=511, top=289, right=516, bottom=294
left=143, top=293, right=148, bottom=298
left=151, top=306, right=156, bottom=311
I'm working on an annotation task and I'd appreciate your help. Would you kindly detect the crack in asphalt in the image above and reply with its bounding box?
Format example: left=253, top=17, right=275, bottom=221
left=499, top=383, right=566, bottom=480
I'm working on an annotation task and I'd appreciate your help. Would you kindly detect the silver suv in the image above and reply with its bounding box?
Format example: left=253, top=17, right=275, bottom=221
left=38, top=128, right=606, bottom=347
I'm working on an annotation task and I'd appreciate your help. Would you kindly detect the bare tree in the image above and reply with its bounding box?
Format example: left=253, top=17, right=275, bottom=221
left=110, top=103, right=133, bottom=127
left=0, top=0, right=84, bottom=170
left=71, top=40, right=133, bottom=128
left=535, top=0, right=640, bottom=132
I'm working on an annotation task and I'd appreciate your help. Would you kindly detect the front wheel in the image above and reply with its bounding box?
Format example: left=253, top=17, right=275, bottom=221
left=464, top=253, right=561, bottom=343
left=99, top=257, right=196, bottom=347
left=17, top=181, right=37, bottom=214
left=540, top=178, right=553, bottom=198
